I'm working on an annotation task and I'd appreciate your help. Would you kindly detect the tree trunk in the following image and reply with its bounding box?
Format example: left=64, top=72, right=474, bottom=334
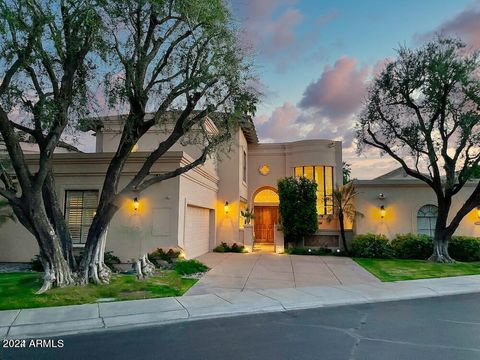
left=78, top=203, right=119, bottom=284
left=428, top=207, right=454, bottom=263
left=338, top=211, right=348, bottom=253
left=28, top=199, right=75, bottom=293
left=42, top=172, right=76, bottom=269
left=135, top=254, right=156, bottom=280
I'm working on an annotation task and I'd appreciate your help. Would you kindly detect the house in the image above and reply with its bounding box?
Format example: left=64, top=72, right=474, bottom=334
left=0, top=114, right=344, bottom=263
left=354, top=168, right=480, bottom=239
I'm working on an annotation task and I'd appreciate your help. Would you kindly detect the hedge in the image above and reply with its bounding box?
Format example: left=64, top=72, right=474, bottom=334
left=353, top=233, right=480, bottom=261
left=351, top=233, right=394, bottom=258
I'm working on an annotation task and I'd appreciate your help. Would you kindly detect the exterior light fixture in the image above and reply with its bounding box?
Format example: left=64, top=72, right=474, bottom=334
left=224, top=201, right=229, bottom=214
left=380, top=205, right=386, bottom=219
left=477, top=206, right=480, bottom=219
left=133, top=197, right=139, bottom=212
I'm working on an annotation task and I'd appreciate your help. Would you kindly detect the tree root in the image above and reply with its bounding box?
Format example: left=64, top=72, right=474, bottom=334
left=135, top=254, right=156, bottom=280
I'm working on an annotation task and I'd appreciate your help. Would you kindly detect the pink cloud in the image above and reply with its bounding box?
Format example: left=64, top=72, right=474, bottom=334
left=298, top=57, right=369, bottom=119
left=416, top=4, right=480, bottom=48
left=254, top=102, right=302, bottom=142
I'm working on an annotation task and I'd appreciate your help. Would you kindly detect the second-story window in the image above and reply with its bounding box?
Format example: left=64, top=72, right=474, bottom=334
left=294, top=166, right=334, bottom=215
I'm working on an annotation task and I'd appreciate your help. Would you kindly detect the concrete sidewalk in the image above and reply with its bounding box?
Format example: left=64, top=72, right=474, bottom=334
left=2, top=275, right=480, bottom=339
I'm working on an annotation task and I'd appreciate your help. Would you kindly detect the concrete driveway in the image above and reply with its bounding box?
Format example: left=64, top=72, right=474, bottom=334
left=185, top=252, right=379, bottom=295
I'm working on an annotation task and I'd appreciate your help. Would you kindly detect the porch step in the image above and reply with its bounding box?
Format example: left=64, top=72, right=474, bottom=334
left=252, top=243, right=274, bottom=253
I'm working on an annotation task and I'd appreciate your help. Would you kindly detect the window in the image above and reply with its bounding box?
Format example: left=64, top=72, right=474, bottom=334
left=242, top=150, right=247, bottom=183
left=294, top=166, right=334, bottom=215
left=65, top=190, right=98, bottom=244
left=417, top=204, right=438, bottom=237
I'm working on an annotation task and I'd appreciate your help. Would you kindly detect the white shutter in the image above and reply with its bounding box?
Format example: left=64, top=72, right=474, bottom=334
left=65, top=190, right=98, bottom=244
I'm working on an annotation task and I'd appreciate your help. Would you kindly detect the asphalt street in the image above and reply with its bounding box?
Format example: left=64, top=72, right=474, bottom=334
left=2, top=293, right=480, bottom=360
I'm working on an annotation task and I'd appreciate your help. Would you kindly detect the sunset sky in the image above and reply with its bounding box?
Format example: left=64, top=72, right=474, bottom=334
left=232, top=0, right=480, bottom=179
left=75, top=0, right=480, bottom=179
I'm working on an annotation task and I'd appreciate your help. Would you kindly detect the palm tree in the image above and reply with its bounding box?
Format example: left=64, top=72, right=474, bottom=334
left=332, top=182, right=360, bottom=254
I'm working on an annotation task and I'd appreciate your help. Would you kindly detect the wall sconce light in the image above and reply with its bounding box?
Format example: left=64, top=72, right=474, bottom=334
left=133, top=197, right=139, bottom=212
left=224, top=201, right=229, bottom=214
left=477, top=206, right=480, bottom=219
left=380, top=205, right=386, bottom=219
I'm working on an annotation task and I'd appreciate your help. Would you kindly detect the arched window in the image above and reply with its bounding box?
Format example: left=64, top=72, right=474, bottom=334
left=254, top=189, right=279, bottom=204
left=417, top=205, right=438, bottom=237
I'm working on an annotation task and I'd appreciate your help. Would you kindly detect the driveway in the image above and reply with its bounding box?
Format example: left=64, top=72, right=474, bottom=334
left=185, top=253, right=379, bottom=295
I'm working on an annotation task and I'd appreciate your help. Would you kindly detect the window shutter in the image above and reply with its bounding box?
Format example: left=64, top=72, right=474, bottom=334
left=65, top=190, right=98, bottom=244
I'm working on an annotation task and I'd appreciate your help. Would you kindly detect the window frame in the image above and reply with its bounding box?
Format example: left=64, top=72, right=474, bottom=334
left=293, top=165, right=334, bottom=215
left=242, top=149, right=247, bottom=183
left=417, top=204, right=438, bottom=238
left=64, top=189, right=99, bottom=245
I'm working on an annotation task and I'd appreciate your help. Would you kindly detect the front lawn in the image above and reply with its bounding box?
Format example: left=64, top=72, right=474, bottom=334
left=354, top=258, right=480, bottom=282
left=0, top=271, right=197, bottom=311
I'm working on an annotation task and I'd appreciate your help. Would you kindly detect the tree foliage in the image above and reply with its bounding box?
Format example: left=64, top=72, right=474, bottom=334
left=357, top=37, right=480, bottom=262
left=0, top=0, right=258, bottom=290
left=278, top=176, right=318, bottom=245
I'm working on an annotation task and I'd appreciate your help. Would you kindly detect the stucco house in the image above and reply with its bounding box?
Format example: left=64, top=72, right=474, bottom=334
left=2, top=115, right=479, bottom=264
left=354, top=168, right=480, bottom=239
left=0, top=114, right=344, bottom=263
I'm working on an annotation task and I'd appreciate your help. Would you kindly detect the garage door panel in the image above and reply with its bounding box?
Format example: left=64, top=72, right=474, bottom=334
left=185, top=206, right=210, bottom=258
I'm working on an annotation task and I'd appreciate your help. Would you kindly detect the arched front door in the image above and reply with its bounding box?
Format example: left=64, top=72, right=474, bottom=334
left=253, top=187, right=279, bottom=243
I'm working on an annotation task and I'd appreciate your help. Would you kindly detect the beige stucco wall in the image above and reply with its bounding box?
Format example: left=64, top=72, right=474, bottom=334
left=215, top=130, right=245, bottom=245
left=0, top=151, right=219, bottom=263
left=354, top=180, right=480, bottom=239
left=247, top=139, right=342, bottom=232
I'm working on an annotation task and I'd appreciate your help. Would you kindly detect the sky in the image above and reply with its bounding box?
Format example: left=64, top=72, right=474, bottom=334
left=75, top=0, right=480, bottom=179
left=230, top=0, right=480, bottom=179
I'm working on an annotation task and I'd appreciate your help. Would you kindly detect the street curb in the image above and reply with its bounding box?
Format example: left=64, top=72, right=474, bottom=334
left=1, top=275, right=480, bottom=339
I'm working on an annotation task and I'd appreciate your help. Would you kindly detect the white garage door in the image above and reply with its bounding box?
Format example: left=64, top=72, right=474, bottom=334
left=184, top=205, right=211, bottom=258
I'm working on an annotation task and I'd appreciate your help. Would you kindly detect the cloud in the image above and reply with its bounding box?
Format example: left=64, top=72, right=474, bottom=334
left=254, top=102, right=304, bottom=142
left=233, top=0, right=337, bottom=72
left=298, top=57, right=369, bottom=119
left=415, top=3, right=480, bottom=48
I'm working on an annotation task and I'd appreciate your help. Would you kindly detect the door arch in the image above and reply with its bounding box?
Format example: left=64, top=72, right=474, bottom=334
left=252, top=187, right=279, bottom=244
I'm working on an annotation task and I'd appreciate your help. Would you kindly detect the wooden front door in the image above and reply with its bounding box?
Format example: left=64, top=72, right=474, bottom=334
left=254, top=206, right=278, bottom=243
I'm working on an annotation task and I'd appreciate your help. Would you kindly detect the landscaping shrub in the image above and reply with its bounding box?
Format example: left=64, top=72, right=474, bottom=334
left=173, top=260, right=209, bottom=275
left=351, top=233, right=393, bottom=258
left=391, top=233, right=433, bottom=259
left=285, top=247, right=332, bottom=256
left=213, top=242, right=246, bottom=253
left=104, top=251, right=121, bottom=271
left=449, top=236, right=480, bottom=262
left=148, top=248, right=181, bottom=267
left=278, top=176, right=318, bottom=245
left=30, top=255, right=43, bottom=272
left=230, top=243, right=246, bottom=253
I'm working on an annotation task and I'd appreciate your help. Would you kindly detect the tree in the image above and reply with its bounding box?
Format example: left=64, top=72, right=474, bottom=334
left=0, top=0, right=103, bottom=291
left=278, top=176, right=318, bottom=246
left=0, top=0, right=257, bottom=290
left=357, top=37, right=480, bottom=263
left=77, top=0, right=257, bottom=282
left=342, top=162, right=351, bottom=185
left=332, top=182, right=359, bottom=254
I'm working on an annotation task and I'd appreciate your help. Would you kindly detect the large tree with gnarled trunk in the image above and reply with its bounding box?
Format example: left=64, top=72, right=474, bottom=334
left=356, top=37, right=480, bottom=263
left=0, top=0, right=257, bottom=292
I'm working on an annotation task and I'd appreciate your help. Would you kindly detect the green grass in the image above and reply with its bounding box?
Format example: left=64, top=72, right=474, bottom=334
left=354, top=258, right=480, bottom=282
left=0, top=271, right=197, bottom=311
